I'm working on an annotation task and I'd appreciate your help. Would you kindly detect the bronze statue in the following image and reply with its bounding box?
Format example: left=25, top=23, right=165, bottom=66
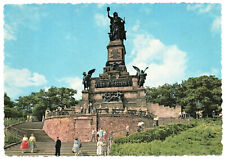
left=83, top=69, right=95, bottom=90
left=133, top=66, right=149, bottom=87
left=107, top=7, right=126, bottom=41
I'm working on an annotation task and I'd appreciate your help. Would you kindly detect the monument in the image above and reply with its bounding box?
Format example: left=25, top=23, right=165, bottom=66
left=81, top=7, right=148, bottom=114
left=43, top=7, right=181, bottom=142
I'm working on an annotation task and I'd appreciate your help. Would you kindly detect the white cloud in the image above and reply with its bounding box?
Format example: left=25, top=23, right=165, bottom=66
left=4, top=66, right=47, bottom=87
left=127, top=32, right=187, bottom=87
left=4, top=23, right=16, bottom=40
left=4, top=5, right=48, bottom=42
left=94, top=13, right=108, bottom=27
left=4, top=66, right=47, bottom=98
left=198, top=68, right=220, bottom=77
left=4, top=86, right=23, bottom=99
left=131, top=20, right=140, bottom=32
left=59, top=77, right=83, bottom=100
left=97, top=3, right=105, bottom=8
left=211, top=16, right=221, bottom=33
left=187, top=4, right=221, bottom=34
left=187, top=4, right=213, bottom=14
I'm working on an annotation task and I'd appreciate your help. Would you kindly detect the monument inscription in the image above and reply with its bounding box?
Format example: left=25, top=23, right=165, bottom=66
left=95, top=78, right=132, bottom=88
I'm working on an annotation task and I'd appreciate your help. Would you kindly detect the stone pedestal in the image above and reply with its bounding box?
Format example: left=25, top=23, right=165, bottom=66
left=81, top=90, right=89, bottom=114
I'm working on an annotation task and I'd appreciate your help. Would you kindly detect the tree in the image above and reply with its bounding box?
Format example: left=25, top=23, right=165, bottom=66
left=14, top=87, right=78, bottom=121
left=4, top=93, right=14, bottom=108
left=146, top=83, right=179, bottom=108
left=4, top=93, right=23, bottom=118
left=146, top=75, right=222, bottom=118
left=180, top=75, right=222, bottom=117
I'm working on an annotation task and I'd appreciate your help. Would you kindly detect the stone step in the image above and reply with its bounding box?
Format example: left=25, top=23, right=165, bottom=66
left=5, top=122, right=98, bottom=156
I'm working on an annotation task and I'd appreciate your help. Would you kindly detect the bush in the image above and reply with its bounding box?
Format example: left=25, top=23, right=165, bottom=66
left=114, top=121, right=198, bottom=144
left=110, top=118, right=222, bottom=156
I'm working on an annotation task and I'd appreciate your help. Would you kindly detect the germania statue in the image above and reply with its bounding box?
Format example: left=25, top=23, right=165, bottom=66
left=107, top=7, right=126, bottom=41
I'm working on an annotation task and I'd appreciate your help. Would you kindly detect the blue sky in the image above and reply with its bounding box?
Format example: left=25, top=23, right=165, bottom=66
left=3, top=3, right=221, bottom=100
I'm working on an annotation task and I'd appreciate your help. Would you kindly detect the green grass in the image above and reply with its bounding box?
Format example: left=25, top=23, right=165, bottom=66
left=4, top=118, right=26, bottom=146
left=4, top=131, right=21, bottom=146
left=114, top=120, right=197, bottom=144
left=110, top=119, right=222, bottom=156
left=4, top=118, right=26, bottom=127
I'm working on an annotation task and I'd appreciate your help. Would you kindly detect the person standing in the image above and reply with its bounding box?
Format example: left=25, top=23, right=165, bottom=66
left=91, top=129, right=96, bottom=142
left=154, top=115, right=159, bottom=127
left=126, top=124, right=130, bottom=136
left=29, top=133, right=36, bottom=153
left=103, top=130, right=107, bottom=140
left=99, top=128, right=104, bottom=138
left=72, top=138, right=79, bottom=156
left=55, top=137, right=61, bottom=156
left=97, top=137, right=103, bottom=156
left=20, top=134, right=29, bottom=154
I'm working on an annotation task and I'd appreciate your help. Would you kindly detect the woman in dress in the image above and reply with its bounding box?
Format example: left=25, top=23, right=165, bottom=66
left=103, top=130, right=107, bottom=140
left=72, top=138, right=79, bottom=156
left=20, top=134, right=29, bottom=153
left=29, top=133, right=36, bottom=153
left=97, top=137, right=104, bottom=156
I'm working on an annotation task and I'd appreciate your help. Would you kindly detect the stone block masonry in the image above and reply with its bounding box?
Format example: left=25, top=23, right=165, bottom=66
left=148, top=103, right=181, bottom=118
left=43, top=114, right=152, bottom=142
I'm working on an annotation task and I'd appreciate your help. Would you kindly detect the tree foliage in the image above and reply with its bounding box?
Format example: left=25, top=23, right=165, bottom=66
left=5, top=87, right=78, bottom=121
left=4, top=93, right=22, bottom=118
left=146, top=75, right=222, bottom=117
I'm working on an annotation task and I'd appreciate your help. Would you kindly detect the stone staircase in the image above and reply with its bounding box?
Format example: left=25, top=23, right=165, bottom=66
left=5, top=122, right=97, bottom=156
left=5, top=142, right=97, bottom=156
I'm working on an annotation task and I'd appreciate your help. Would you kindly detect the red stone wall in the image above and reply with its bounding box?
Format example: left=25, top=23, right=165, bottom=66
left=98, top=115, right=153, bottom=138
left=43, top=114, right=187, bottom=143
left=43, top=117, right=75, bottom=142
left=43, top=115, right=97, bottom=142
left=43, top=115, right=153, bottom=142
left=148, top=103, right=181, bottom=118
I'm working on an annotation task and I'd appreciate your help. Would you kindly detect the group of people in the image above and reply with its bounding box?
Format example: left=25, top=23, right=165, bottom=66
left=20, top=133, right=36, bottom=153
left=80, top=103, right=96, bottom=114
left=55, top=137, right=82, bottom=156
left=21, top=122, right=158, bottom=156
left=54, top=128, right=110, bottom=156
left=92, top=128, right=109, bottom=156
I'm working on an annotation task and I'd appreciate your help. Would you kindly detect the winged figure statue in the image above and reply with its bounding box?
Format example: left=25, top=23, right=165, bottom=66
left=83, top=69, right=96, bottom=90
left=132, top=66, right=149, bottom=87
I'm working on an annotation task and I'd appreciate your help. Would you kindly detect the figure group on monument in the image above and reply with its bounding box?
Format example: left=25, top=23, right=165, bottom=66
left=107, top=7, right=126, bottom=41
left=102, top=91, right=124, bottom=102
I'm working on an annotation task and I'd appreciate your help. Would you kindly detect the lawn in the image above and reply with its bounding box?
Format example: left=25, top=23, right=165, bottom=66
left=110, top=118, right=222, bottom=156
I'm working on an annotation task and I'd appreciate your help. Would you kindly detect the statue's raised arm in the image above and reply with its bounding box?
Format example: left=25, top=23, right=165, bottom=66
left=107, top=7, right=112, bottom=19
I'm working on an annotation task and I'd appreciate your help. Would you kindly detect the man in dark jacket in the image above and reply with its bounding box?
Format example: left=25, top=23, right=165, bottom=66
left=55, top=137, right=61, bottom=156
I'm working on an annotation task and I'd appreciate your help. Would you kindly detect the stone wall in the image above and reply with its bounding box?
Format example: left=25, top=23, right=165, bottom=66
left=148, top=103, right=181, bottom=118
left=43, top=115, right=97, bottom=142
left=43, top=117, right=75, bottom=142
left=43, top=114, right=153, bottom=142
left=98, top=114, right=153, bottom=138
left=159, top=117, right=189, bottom=126
left=43, top=114, right=187, bottom=142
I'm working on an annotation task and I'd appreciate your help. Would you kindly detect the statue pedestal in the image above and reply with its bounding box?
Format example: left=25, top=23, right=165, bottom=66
left=81, top=90, right=89, bottom=114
